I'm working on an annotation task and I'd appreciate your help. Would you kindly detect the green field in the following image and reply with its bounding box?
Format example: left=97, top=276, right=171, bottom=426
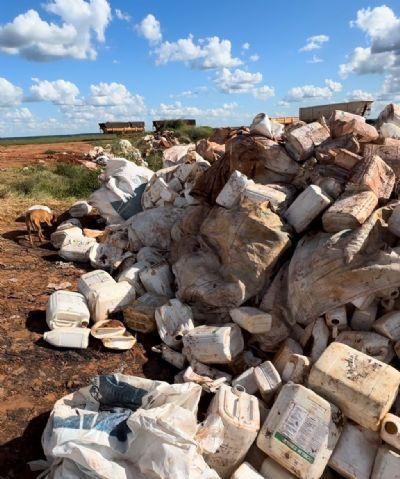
left=0, top=132, right=147, bottom=146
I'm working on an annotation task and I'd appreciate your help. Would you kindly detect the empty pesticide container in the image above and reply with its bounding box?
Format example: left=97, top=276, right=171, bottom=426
left=380, top=413, right=400, bottom=450
left=102, top=331, right=136, bottom=350
left=216, top=170, right=249, bottom=209
left=329, top=422, right=380, bottom=479
left=284, top=185, right=332, bottom=234
left=254, top=360, right=282, bottom=404
left=335, top=330, right=394, bottom=363
left=117, top=261, right=148, bottom=295
left=91, top=319, right=126, bottom=339
left=231, top=462, right=264, bottom=479
left=155, top=299, right=194, bottom=349
left=183, top=360, right=232, bottom=393
left=59, top=236, right=96, bottom=262
left=46, top=290, right=90, bottom=329
left=205, top=384, right=260, bottom=478
left=373, top=311, right=400, bottom=341
left=260, top=458, right=296, bottom=479
left=51, top=226, right=83, bottom=249
left=308, top=342, right=400, bottom=431
left=232, top=367, right=258, bottom=395
left=139, top=261, right=174, bottom=298
left=182, top=324, right=244, bottom=364
left=273, top=338, right=303, bottom=375
left=325, top=306, right=347, bottom=338
left=44, top=327, right=90, bottom=349
left=123, top=293, right=168, bottom=333
left=257, top=383, right=343, bottom=479
left=371, top=445, right=400, bottom=479
left=351, top=301, right=378, bottom=331
left=152, top=344, right=186, bottom=369
left=229, top=306, right=272, bottom=334
left=78, top=270, right=115, bottom=298
left=281, top=354, right=311, bottom=385
left=69, top=200, right=92, bottom=218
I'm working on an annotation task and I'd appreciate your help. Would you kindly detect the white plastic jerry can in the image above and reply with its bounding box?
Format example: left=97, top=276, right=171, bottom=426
left=373, top=311, right=400, bottom=341
left=44, top=327, right=90, bottom=349
left=256, top=383, right=343, bottom=479
left=117, top=261, right=148, bottom=296
left=182, top=324, right=244, bottom=364
left=260, top=458, right=297, bottom=479
left=281, top=354, right=311, bottom=385
left=229, top=306, right=272, bottom=334
left=308, top=342, right=400, bottom=431
left=254, top=360, right=282, bottom=404
left=152, top=344, right=186, bottom=369
left=329, top=421, right=380, bottom=479
left=139, top=261, right=174, bottom=298
left=380, top=413, right=400, bottom=450
left=325, top=306, right=347, bottom=338
left=216, top=170, right=249, bottom=209
left=78, top=270, right=116, bottom=298
left=59, top=236, right=96, bottom=262
left=284, top=185, right=332, bottom=234
left=351, top=301, right=378, bottom=331
left=205, top=384, right=260, bottom=478
left=232, top=367, right=258, bottom=395
left=273, top=338, right=303, bottom=375
left=51, top=226, right=83, bottom=249
left=46, top=290, right=90, bottom=329
left=371, top=445, right=400, bottom=479
left=230, top=462, right=264, bottom=479
left=155, top=298, right=194, bottom=349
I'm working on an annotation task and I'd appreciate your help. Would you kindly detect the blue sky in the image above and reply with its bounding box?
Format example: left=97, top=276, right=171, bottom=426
left=0, top=0, right=399, bottom=136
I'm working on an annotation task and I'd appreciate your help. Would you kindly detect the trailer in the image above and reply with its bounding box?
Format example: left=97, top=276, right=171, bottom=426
left=152, top=119, right=196, bottom=131
left=99, top=122, right=145, bottom=134
left=299, top=100, right=374, bottom=123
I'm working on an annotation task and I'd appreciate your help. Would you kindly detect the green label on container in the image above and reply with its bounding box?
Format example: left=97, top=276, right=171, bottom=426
left=274, top=431, right=315, bottom=464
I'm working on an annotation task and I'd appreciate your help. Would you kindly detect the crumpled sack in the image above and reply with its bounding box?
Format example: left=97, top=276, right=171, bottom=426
left=39, top=374, right=218, bottom=479
left=127, top=206, right=186, bottom=252
left=163, top=145, right=196, bottom=167
left=89, top=158, right=153, bottom=224
left=287, top=203, right=400, bottom=324
left=191, top=133, right=298, bottom=204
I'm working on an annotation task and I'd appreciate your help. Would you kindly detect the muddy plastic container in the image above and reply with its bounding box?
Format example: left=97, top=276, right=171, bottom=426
left=281, top=354, right=310, bottom=385
left=216, top=170, right=249, bottom=209
left=78, top=270, right=115, bottom=297
left=273, top=338, right=303, bottom=375
left=152, top=344, right=186, bottom=369
left=44, top=327, right=90, bottom=349
left=139, top=261, right=174, bottom=298
left=122, top=293, right=168, bottom=333
left=351, top=301, right=378, bottom=331
left=373, top=311, right=400, bottom=341
left=229, top=306, right=272, bottom=334
left=155, top=299, right=194, bottom=349
left=380, top=413, right=400, bottom=450
left=117, top=261, right=148, bottom=296
left=254, top=360, right=282, bottom=404
left=205, top=384, right=260, bottom=478
left=183, top=324, right=244, bottom=364
left=232, top=367, right=258, bottom=395
left=46, top=290, right=90, bottom=329
left=230, top=462, right=264, bottom=479
left=260, top=458, right=296, bottom=478
left=372, top=445, right=400, bottom=478
left=284, top=185, right=331, bottom=234
left=329, top=422, right=380, bottom=479
left=91, top=319, right=126, bottom=339
left=308, top=342, right=400, bottom=431
left=335, top=330, right=393, bottom=363
left=59, top=236, right=96, bottom=262
left=51, top=226, right=83, bottom=249
left=257, top=383, right=343, bottom=479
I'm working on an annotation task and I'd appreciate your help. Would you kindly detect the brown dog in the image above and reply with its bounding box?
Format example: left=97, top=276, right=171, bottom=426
left=25, top=209, right=56, bottom=245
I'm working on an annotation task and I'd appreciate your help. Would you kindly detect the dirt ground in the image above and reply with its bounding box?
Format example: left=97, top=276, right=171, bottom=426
left=0, top=184, right=173, bottom=475
left=0, top=142, right=92, bottom=168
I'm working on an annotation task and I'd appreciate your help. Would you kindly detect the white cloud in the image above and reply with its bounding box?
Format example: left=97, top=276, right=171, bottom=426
left=87, top=82, right=146, bottom=114
left=242, top=42, right=250, bottom=50
left=299, top=34, right=329, bottom=52
left=250, top=54, right=260, bottom=62
left=28, top=78, right=80, bottom=105
left=307, top=54, right=323, bottom=64
left=155, top=35, right=242, bottom=69
left=0, top=78, right=23, bottom=107
left=115, top=9, right=131, bottom=22
left=214, top=68, right=274, bottom=100
left=283, top=79, right=341, bottom=103
left=0, top=0, right=112, bottom=61
left=347, top=89, right=374, bottom=101
left=340, top=6, right=400, bottom=78
left=151, top=101, right=240, bottom=120
left=170, top=86, right=208, bottom=99
left=325, top=79, right=342, bottom=92
left=136, top=14, right=162, bottom=44
left=339, top=46, right=395, bottom=78
left=5, top=107, right=34, bottom=121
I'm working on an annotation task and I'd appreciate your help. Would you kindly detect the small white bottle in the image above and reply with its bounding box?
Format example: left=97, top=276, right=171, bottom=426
left=44, top=327, right=90, bottom=349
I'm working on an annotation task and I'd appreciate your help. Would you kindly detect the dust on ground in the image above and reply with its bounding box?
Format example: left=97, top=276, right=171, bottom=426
left=0, top=142, right=93, bottom=168
left=0, top=201, right=173, bottom=477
